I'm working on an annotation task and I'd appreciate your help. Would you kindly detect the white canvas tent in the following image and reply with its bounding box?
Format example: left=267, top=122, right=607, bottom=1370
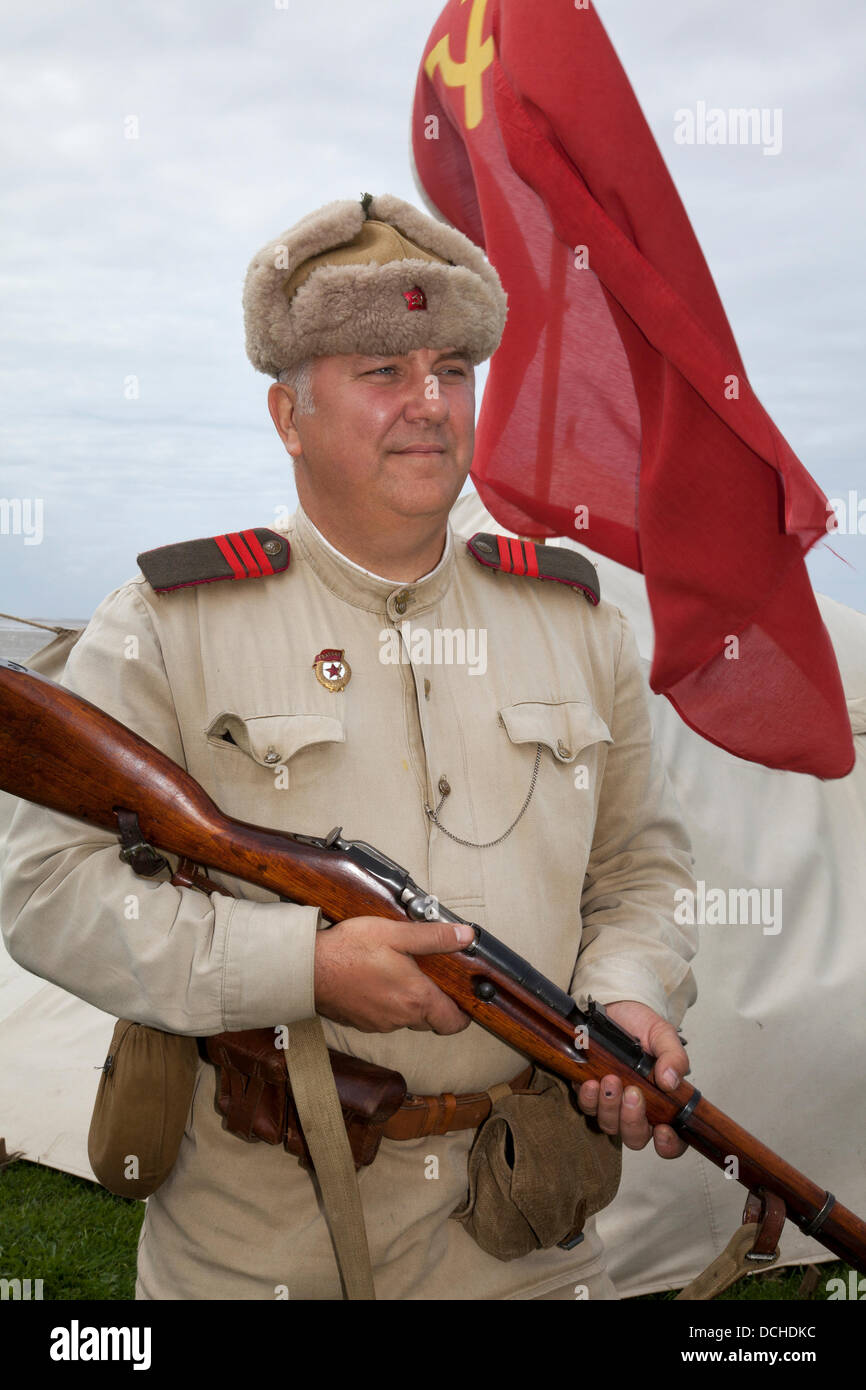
left=452, top=494, right=866, bottom=1294
left=1, top=498, right=864, bottom=1295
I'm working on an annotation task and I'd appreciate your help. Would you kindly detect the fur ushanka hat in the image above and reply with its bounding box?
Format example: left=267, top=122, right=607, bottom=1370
left=243, top=191, right=508, bottom=377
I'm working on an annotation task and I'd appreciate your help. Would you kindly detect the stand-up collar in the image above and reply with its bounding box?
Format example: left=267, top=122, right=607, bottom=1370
left=291, top=504, right=456, bottom=616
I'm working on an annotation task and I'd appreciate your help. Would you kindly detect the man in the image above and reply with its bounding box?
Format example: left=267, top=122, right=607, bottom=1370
left=1, top=192, right=696, bottom=1300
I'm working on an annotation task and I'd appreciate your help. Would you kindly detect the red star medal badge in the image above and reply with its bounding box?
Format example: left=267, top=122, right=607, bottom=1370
left=402, top=285, right=427, bottom=311
left=312, top=648, right=351, bottom=692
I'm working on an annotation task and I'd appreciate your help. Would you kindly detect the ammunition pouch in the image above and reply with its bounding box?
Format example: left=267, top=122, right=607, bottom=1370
left=203, top=1028, right=408, bottom=1169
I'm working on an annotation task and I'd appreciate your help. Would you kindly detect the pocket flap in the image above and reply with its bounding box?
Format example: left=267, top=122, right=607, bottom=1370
left=206, top=712, right=345, bottom=767
left=499, top=701, right=612, bottom=763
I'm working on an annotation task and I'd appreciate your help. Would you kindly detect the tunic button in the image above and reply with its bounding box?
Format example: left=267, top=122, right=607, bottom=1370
left=556, top=740, right=572, bottom=760
left=393, top=588, right=412, bottom=614
left=438, top=775, right=451, bottom=795
left=262, top=539, right=282, bottom=556
left=264, top=747, right=281, bottom=764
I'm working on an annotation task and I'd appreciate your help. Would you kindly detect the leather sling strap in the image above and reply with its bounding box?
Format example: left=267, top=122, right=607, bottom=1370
left=283, top=1018, right=376, bottom=1301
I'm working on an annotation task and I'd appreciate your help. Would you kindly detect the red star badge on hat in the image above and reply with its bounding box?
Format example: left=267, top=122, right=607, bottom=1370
left=403, top=285, right=427, bottom=311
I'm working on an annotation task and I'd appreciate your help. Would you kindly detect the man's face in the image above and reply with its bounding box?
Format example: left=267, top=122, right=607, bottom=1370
left=269, top=346, right=475, bottom=528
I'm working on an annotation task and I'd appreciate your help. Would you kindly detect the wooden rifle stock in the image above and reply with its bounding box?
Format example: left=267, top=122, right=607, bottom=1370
left=1, top=655, right=865, bottom=1274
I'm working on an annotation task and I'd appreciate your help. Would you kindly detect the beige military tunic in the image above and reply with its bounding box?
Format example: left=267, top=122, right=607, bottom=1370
left=1, top=504, right=697, bottom=1300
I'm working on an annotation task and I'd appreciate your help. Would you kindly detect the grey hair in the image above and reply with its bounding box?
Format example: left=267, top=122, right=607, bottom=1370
left=277, top=358, right=316, bottom=415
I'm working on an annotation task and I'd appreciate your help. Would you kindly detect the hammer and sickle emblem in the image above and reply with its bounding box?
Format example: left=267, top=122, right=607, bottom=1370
left=424, top=0, right=494, bottom=131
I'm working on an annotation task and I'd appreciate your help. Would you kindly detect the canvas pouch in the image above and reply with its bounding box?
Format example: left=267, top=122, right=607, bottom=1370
left=87, top=1018, right=200, bottom=1199
left=450, top=1067, right=622, bottom=1260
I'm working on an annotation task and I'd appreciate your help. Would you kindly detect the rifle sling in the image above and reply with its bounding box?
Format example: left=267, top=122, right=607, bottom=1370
left=282, top=1017, right=376, bottom=1301
left=675, top=1190, right=785, bottom=1299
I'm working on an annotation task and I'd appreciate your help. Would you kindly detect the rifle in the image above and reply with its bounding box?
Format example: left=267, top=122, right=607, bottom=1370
left=1, top=654, right=865, bottom=1274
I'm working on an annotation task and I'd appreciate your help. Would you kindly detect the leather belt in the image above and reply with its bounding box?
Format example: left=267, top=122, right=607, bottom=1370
left=383, top=1065, right=534, bottom=1140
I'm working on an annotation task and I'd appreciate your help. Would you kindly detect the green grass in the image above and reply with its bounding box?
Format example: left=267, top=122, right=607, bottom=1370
left=641, top=1262, right=847, bottom=1301
left=0, top=1158, right=853, bottom=1301
left=0, top=1160, right=143, bottom=1301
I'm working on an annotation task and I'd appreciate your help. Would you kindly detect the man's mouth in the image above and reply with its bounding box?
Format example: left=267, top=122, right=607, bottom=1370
left=393, top=445, right=445, bottom=454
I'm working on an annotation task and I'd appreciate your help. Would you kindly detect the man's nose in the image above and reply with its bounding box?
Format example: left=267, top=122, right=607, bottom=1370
left=402, top=369, right=449, bottom=421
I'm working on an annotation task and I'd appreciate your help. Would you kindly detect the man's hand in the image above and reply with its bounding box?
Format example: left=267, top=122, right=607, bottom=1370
left=314, top=916, right=475, bottom=1034
left=574, top=1000, right=689, bottom=1158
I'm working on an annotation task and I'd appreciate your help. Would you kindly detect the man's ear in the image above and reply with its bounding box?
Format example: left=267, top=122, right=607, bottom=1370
left=267, top=382, right=302, bottom=457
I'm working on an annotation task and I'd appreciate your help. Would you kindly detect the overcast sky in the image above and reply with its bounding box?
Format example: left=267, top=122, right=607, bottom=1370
left=1, top=0, right=863, bottom=620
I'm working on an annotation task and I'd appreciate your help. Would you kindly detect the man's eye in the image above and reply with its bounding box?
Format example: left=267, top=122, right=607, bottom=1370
left=368, top=366, right=396, bottom=376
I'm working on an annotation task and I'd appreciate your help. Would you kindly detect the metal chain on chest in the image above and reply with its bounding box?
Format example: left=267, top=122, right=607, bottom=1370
left=423, top=743, right=543, bottom=849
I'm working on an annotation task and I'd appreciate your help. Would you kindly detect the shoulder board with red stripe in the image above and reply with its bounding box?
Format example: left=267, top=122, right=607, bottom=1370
left=137, top=528, right=290, bottom=594
left=466, top=533, right=599, bottom=606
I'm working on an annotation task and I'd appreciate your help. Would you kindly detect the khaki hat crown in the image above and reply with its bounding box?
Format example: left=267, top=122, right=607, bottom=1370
left=243, top=192, right=507, bottom=377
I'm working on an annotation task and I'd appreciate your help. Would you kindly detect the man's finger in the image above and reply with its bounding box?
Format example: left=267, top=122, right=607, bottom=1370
left=652, top=1124, right=688, bottom=1159
left=425, top=1001, right=473, bottom=1035
left=401, top=921, right=476, bottom=956
left=594, top=1073, right=623, bottom=1136
left=647, top=1021, right=689, bottom=1091
left=620, top=1085, right=652, bottom=1150
left=575, top=1078, right=600, bottom=1116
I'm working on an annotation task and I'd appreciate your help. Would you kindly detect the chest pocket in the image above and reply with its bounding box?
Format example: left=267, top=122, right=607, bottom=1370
left=498, top=700, right=613, bottom=764
left=206, top=711, right=345, bottom=769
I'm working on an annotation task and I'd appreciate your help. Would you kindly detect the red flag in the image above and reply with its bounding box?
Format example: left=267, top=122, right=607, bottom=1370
left=411, top=0, right=854, bottom=779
